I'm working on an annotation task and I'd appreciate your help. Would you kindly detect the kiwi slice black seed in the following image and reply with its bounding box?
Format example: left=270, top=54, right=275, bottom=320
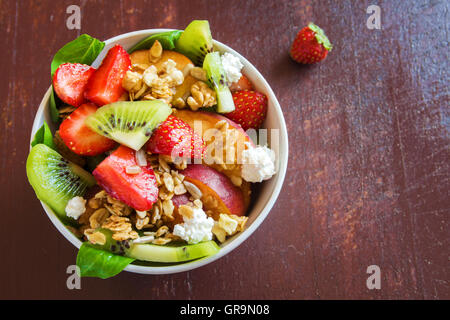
left=26, top=144, right=96, bottom=219
left=85, top=100, right=172, bottom=151
left=175, top=20, right=214, bottom=66
left=203, top=52, right=235, bottom=113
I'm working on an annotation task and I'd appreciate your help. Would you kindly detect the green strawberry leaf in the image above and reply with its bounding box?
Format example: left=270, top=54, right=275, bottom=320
left=308, top=22, right=333, bottom=51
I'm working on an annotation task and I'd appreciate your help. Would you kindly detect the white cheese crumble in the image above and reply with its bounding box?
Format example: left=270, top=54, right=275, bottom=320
left=65, top=196, right=86, bottom=220
left=173, top=207, right=214, bottom=244
left=221, top=52, right=243, bottom=84
left=241, top=145, right=277, bottom=183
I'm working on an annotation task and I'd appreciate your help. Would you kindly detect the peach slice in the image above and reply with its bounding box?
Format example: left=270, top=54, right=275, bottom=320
left=175, top=108, right=255, bottom=138
left=130, top=49, right=195, bottom=102
left=129, top=49, right=151, bottom=67
left=172, top=193, right=190, bottom=208
left=173, top=74, right=197, bottom=101
left=180, top=164, right=246, bottom=219
left=167, top=193, right=191, bottom=228
left=153, top=51, right=194, bottom=73
left=130, top=49, right=194, bottom=72
left=174, top=109, right=254, bottom=210
left=174, top=109, right=255, bottom=160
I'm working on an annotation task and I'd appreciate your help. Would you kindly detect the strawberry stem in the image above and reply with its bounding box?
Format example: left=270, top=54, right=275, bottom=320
left=308, top=22, right=333, bottom=51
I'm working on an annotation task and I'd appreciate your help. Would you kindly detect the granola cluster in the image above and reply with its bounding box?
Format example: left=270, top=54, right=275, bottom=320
left=122, top=41, right=184, bottom=104
left=212, top=214, right=248, bottom=243
left=123, top=61, right=183, bottom=104
left=77, top=151, right=248, bottom=247
left=79, top=191, right=138, bottom=243
left=206, top=118, right=246, bottom=187
left=150, top=153, right=249, bottom=243
left=186, top=81, right=217, bottom=111
left=122, top=40, right=216, bottom=111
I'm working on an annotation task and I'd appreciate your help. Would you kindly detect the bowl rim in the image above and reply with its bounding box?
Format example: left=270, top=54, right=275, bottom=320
left=30, top=29, right=289, bottom=275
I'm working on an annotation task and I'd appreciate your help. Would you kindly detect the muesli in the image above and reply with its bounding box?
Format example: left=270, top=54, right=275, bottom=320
left=27, top=20, right=283, bottom=278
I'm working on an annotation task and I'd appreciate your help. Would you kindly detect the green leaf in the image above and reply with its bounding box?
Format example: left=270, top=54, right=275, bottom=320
left=201, top=105, right=218, bottom=113
left=85, top=153, right=107, bottom=172
left=49, top=34, right=104, bottom=123
left=308, top=22, right=333, bottom=51
left=51, top=34, right=105, bottom=77
left=128, top=30, right=183, bottom=53
left=76, top=243, right=135, bottom=279
left=31, top=121, right=55, bottom=149
left=49, top=87, right=60, bottom=123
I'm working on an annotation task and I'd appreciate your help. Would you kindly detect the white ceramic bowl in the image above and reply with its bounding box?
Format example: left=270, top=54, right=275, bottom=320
left=30, top=29, right=289, bottom=275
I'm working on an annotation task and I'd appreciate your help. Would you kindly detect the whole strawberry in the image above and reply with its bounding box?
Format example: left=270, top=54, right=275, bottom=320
left=227, top=90, right=268, bottom=131
left=290, top=22, right=332, bottom=64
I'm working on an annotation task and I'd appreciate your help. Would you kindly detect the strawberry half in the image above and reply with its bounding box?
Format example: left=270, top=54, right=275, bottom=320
left=59, top=103, right=116, bottom=156
left=290, top=22, right=332, bottom=64
left=226, top=90, right=268, bottom=131
left=146, top=115, right=206, bottom=159
left=93, top=146, right=159, bottom=211
left=229, top=75, right=254, bottom=92
left=84, top=45, right=131, bottom=106
left=53, top=63, right=95, bottom=107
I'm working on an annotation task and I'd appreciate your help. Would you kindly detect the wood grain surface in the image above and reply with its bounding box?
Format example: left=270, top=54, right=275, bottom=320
left=0, top=0, right=448, bottom=300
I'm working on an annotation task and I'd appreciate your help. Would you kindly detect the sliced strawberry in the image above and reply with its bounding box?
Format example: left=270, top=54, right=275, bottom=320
left=84, top=45, right=131, bottom=106
left=229, top=75, right=254, bottom=92
left=93, top=146, right=159, bottom=211
left=146, top=115, right=206, bottom=159
left=226, top=90, right=268, bottom=131
left=53, top=63, right=95, bottom=107
left=59, top=103, right=116, bottom=156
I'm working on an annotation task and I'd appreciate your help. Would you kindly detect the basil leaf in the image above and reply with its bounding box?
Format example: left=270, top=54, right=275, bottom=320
left=85, top=154, right=107, bottom=172
left=49, top=87, right=60, bottom=123
left=31, top=121, right=55, bottom=149
left=51, top=34, right=105, bottom=77
left=49, top=34, right=105, bottom=122
left=128, top=30, right=183, bottom=53
left=76, top=243, right=135, bottom=279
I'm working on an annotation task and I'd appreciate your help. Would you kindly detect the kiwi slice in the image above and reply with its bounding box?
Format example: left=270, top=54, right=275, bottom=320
left=26, top=144, right=96, bottom=219
left=175, top=20, right=213, bottom=66
left=85, top=100, right=172, bottom=151
left=90, top=229, right=220, bottom=263
left=203, top=52, right=235, bottom=113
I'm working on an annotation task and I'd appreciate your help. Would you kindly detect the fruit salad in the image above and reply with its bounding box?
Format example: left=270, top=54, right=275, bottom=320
left=27, top=20, right=277, bottom=278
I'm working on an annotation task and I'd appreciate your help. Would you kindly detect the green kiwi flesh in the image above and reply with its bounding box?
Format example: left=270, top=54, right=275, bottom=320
left=85, top=100, right=172, bottom=151
left=90, top=229, right=220, bottom=263
left=26, top=144, right=96, bottom=219
left=175, top=20, right=213, bottom=66
left=203, top=52, right=235, bottom=113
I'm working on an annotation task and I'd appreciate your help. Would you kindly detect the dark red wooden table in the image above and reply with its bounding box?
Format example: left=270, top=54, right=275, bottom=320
left=0, top=0, right=448, bottom=299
